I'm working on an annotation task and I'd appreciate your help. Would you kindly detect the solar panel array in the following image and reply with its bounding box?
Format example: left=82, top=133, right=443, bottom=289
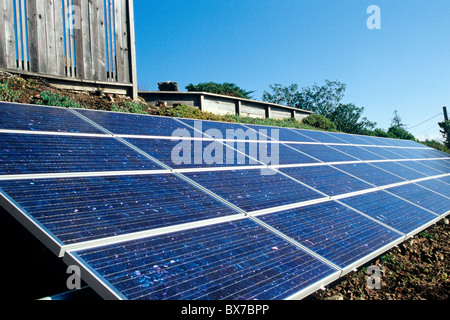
left=0, top=101, right=449, bottom=300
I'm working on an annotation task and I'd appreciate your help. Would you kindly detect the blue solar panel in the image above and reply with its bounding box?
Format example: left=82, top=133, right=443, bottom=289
left=183, top=169, right=324, bottom=212
left=323, top=132, right=375, bottom=145
left=0, top=174, right=239, bottom=245
left=419, top=160, right=450, bottom=173
left=280, top=166, right=373, bottom=196
left=73, top=109, right=195, bottom=137
left=340, top=191, right=439, bottom=235
left=242, top=124, right=319, bottom=142
left=291, top=129, right=350, bottom=144
left=359, top=146, right=408, bottom=160
left=0, top=133, right=160, bottom=175
left=70, top=219, right=338, bottom=300
left=287, top=144, right=359, bottom=163
left=387, top=184, right=450, bottom=216
left=330, top=145, right=387, bottom=161
left=178, top=119, right=253, bottom=139
left=399, top=161, right=446, bottom=176
left=370, top=161, right=427, bottom=181
left=257, top=201, right=402, bottom=268
left=221, top=142, right=320, bottom=165
left=416, top=179, right=450, bottom=198
left=124, top=138, right=265, bottom=168
left=0, top=102, right=103, bottom=134
left=334, top=163, right=406, bottom=186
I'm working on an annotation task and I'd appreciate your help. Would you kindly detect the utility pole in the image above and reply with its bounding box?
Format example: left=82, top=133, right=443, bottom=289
left=444, top=106, right=449, bottom=122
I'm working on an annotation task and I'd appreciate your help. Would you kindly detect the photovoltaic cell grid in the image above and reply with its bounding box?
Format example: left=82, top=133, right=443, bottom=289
left=0, top=102, right=449, bottom=301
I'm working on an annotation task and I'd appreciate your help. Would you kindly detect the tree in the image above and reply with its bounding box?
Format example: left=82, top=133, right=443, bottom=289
left=262, top=80, right=346, bottom=117
left=262, top=83, right=303, bottom=107
left=438, top=120, right=450, bottom=148
left=186, top=82, right=254, bottom=99
left=387, top=126, right=415, bottom=140
left=388, top=110, right=415, bottom=140
left=329, top=103, right=376, bottom=134
left=390, top=110, right=407, bottom=130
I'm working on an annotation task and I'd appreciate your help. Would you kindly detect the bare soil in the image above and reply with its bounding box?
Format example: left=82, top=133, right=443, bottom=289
left=319, top=219, right=449, bottom=300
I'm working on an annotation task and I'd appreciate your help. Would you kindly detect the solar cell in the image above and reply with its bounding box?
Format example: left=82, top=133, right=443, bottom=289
left=257, top=201, right=403, bottom=269
left=0, top=174, right=240, bottom=246
left=369, top=161, right=427, bottom=181
left=0, top=102, right=103, bottom=134
left=280, top=166, right=373, bottom=196
left=416, top=179, right=450, bottom=198
left=68, top=219, right=339, bottom=300
left=0, top=133, right=161, bottom=175
left=387, top=184, right=450, bottom=216
left=242, top=124, right=318, bottom=142
left=329, top=145, right=387, bottom=161
left=183, top=169, right=324, bottom=212
left=124, top=138, right=265, bottom=168
left=178, top=119, right=254, bottom=139
left=399, top=161, right=446, bottom=176
left=290, top=129, right=350, bottom=144
left=287, top=144, right=359, bottom=163
left=359, top=146, right=408, bottom=160
left=334, top=163, right=406, bottom=186
left=220, top=142, right=320, bottom=165
left=73, top=108, right=195, bottom=137
left=340, top=191, right=439, bottom=235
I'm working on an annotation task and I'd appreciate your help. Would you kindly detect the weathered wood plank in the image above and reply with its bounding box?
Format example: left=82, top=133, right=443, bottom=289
left=35, top=0, right=48, bottom=73
left=26, top=0, right=39, bottom=72
left=105, top=0, right=112, bottom=81
left=121, top=0, right=130, bottom=83
left=114, top=0, right=125, bottom=82
left=127, top=0, right=137, bottom=98
left=96, top=0, right=107, bottom=81
left=53, top=0, right=65, bottom=76
left=0, top=1, right=7, bottom=68
left=45, top=0, right=57, bottom=75
left=15, top=0, right=23, bottom=68
left=108, top=0, right=116, bottom=81
left=3, top=0, right=17, bottom=69
left=20, top=0, right=29, bottom=70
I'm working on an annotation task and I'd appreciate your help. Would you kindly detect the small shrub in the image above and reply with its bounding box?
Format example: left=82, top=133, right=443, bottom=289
left=157, top=104, right=230, bottom=121
left=302, top=114, right=337, bottom=131
left=0, top=79, right=23, bottom=102
left=38, top=91, right=83, bottom=108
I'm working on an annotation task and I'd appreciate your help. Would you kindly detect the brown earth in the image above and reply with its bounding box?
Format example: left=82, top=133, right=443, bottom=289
left=318, top=219, right=449, bottom=300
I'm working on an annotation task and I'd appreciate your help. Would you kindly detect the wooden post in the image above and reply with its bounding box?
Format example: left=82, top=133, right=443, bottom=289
left=127, top=0, right=138, bottom=99
left=444, top=107, right=449, bottom=122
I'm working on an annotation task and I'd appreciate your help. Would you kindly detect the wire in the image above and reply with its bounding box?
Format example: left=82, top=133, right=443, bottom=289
left=407, top=113, right=442, bottom=130
left=416, top=123, right=440, bottom=137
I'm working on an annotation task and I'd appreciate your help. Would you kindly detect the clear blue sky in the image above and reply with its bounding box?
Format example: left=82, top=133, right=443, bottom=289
left=133, top=0, right=450, bottom=141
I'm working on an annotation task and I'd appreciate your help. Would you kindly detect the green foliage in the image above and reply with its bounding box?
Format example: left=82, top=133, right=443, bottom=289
left=111, top=101, right=148, bottom=114
left=262, top=80, right=346, bottom=117
left=438, top=120, right=450, bottom=149
left=302, top=114, right=337, bottom=131
left=186, top=82, right=254, bottom=99
left=157, top=104, right=230, bottom=121
left=0, top=78, right=23, bottom=102
left=419, top=139, right=450, bottom=154
left=370, top=128, right=389, bottom=137
left=391, top=110, right=407, bottom=130
left=228, top=114, right=316, bottom=130
left=387, top=126, right=416, bottom=141
left=329, top=103, right=377, bottom=134
left=38, top=91, right=83, bottom=108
